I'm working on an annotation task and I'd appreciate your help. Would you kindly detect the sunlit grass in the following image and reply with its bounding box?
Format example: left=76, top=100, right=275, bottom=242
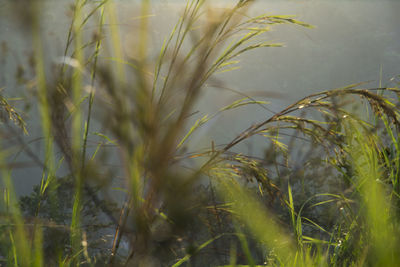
left=0, top=0, right=399, bottom=266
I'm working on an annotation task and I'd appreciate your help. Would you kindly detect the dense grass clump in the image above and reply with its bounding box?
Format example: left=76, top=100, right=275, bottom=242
left=0, top=0, right=400, bottom=266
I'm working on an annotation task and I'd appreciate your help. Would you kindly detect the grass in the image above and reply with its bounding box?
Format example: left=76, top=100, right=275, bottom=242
left=1, top=0, right=400, bottom=266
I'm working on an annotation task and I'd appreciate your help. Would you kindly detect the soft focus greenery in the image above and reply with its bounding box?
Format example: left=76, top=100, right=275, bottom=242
left=0, top=0, right=400, bottom=266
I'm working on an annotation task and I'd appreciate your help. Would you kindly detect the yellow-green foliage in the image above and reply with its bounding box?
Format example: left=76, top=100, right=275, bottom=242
left=0, top=0, right=399, bottom=266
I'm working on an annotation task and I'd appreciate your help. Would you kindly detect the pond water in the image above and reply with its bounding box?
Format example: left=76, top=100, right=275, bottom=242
left=0, top=0, right=399, bottom=196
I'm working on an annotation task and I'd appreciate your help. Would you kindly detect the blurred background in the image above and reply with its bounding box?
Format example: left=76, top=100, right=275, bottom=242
left=0, top=0, right=399, bottom=196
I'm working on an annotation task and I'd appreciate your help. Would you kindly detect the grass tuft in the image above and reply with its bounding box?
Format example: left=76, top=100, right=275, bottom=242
left=0, top=0, right=399, bottom=266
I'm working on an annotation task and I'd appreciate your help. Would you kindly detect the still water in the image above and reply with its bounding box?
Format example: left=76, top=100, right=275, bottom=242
left=0, top=0, right=399, bottom=196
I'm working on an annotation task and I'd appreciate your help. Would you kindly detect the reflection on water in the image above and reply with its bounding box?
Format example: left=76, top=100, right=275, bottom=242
left=0, top=0, right=399, bottom=195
